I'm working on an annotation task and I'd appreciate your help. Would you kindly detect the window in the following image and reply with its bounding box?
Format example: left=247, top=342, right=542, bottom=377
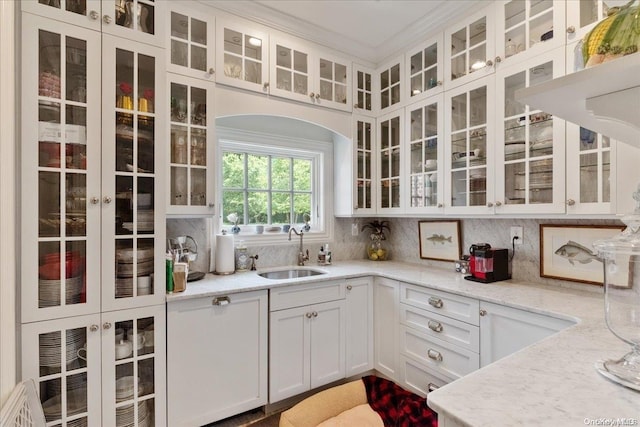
left=217, top=128, right=332, bottom=241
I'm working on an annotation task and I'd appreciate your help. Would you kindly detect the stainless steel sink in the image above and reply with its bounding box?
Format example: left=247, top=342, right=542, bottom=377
left=258, top=268, right=326, bottom=280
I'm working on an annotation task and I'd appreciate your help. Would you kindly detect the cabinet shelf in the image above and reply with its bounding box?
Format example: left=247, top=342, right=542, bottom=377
left=517, top=53, right=640, bottom=147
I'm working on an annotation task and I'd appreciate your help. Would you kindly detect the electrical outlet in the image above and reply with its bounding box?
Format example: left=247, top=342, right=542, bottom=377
left=510, top=226, right=524, bottom=245
left=351, top=222, right=359, bottom=236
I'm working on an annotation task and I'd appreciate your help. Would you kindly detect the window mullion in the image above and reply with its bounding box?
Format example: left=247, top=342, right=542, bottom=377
left=267, top=155, right=272, bottom=225
left=243, top=153, right=249, bottom=225
left=289, top=158, right=295, bottom=225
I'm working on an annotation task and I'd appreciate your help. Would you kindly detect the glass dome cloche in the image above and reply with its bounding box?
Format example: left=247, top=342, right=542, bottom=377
left=593, top=184, right=640, bottom=391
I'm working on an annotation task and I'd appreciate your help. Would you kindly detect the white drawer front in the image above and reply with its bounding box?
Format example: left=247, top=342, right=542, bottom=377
left=270, top=280, right=345, bottom=311
left=400, top=325, right=479, bottom=379
left=400, top=303, right=479, bottom=352
left=400, top=283, right=479, bottom=325
left=399, top=355, right=455, bottom=397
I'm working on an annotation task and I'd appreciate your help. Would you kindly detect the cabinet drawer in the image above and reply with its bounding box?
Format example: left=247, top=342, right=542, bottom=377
left=400, top=283, right=479, bottom=325
left=270, top=280, right=345, bottom=311
left=400, top=325, right=479, bottom=379
left=400, top=303, right=479, bottom=352
left=399, top=355, right=455, bottom=397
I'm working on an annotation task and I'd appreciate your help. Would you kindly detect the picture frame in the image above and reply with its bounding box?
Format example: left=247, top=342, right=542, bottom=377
left=418, top=220, right=462, bottom=262
left=539, top=224, right=624, bottom=285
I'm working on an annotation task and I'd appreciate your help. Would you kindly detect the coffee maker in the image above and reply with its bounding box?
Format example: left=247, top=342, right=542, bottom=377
left=465, top=243, right=511, bottom=283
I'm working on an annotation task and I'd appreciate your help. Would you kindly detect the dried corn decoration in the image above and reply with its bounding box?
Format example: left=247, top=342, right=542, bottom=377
left=582, top=0, right=640, bottom=67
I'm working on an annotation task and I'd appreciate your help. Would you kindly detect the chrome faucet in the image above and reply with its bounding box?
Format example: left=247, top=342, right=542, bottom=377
left=288, top=227, right=309, bottom=266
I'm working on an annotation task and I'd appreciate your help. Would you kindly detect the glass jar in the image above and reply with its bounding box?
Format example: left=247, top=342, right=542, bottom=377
left=367, top=234, right=388, bottom=261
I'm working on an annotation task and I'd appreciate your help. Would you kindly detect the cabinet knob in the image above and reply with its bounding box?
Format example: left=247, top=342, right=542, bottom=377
left=353, top=205, right=359, bottom=210
left=315, top=94, right=320, bottom=100
left=567, top=26, right=576, bottom=34
left=90, top=197, right=100, bottom=204
left=212, top=296, right=230, bottom=306
left=208, top=68, right=215, bottom=75
left=428, top=320, right=443, bottom=333
left=312, top=311, right=318, bottom=317
left=487, top=202, right=494, bottom=208
left=437, top=80, right=443, bottom=86
left=103, top=15, right=113, bottom=24
left=89, top=324, right=99, bottom=332
left=428, top=383, right=439, bottom=392
left=485, top=59, right=493, bottom=67
left=427, top=348, right=443, bottom=362
left=428, top=296, right=443, bottom=308
left=208, top=203, right=215, bottom=208
left=495, top=201, right=503, bottom=207
left=103, top=196, right=112, bottom=204
left=305, top=312, right=313, bottom=318
left=354, top=103, right=360, bottom=109
left=309, top=92, right=315, bottom=98
left=437, top=203, right=443, bottom=208
left=566, top=199, right=576, bottom=206
left=495, top=56, right=502, bottom=63
left=89, top=10, right=99, bottom=20
left=103, top=322, right=112, bottom=330
left=263, top=82, right=270, bottom=89
left=480, top=309, right=487, bottom=316
left=346, top=285, right=352, bottom=291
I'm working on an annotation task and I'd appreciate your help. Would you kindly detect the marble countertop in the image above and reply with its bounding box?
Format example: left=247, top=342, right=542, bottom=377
left=166, top=260, right=639, bottom=425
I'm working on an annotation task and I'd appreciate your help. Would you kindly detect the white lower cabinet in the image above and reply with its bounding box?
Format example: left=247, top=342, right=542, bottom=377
left=166, top=290, right=268, bottom=426
left=373, top=277, right=399, bottom=381
left=345, top=277, right=374, bottom=376
left=269, top=281, right=346, bottom=403
left=479, top=301, right=574, bottom=367
left=399, top=355, right=454, bottom=397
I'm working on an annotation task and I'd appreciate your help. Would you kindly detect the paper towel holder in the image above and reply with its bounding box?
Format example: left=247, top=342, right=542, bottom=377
left=214, top=229, right=236, bottom=275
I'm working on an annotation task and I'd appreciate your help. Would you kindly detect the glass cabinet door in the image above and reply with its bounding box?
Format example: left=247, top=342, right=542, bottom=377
left=22, top=314, right=102, bottom=427
left=215, top=18, right=269, bottom=94
left=445, top=5, right=495, bottom=89
left=566, top=0, right=616, bottom=44
left=102, top=35, right=165, bottom=311
left=168, top=75, right=216, bottom=215
left=354, top=116, right=375, bottom=214
left=444, top=78, right=495, bottom=214
left=495, top=48, right=565, bottom=213
left=378, top=111, right=404, bottom=213
left=314, top=52, right=351, bottom=112
left=168, top=4, right=215, bottom=80
left=102, top=306, right=166, bottom=427
left=378, top=56, right=402, bottom=112
left=102, top=0, right=165, bottom=47
left=21, top=0, right=102, bottom=31
left=406, top=94, right=445, bottom=213
left=22, top=15, right=102, bottom=323
left=497, top=0, right=565, bottom=64
left=268, top=37, right=312, bottom=104
left=353, top=64, right=375, bottom=115
left=406, top=34, right=443, bottom=102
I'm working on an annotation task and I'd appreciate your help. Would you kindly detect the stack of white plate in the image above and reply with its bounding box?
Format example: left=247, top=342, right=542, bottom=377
left=115, top=278, right=134, bottom=298
left=115, top=247, right=154, bottom=298
left=39, top=275, right=83, bottom=307
left=67, top=417, right=88, bottom=427
left=46, top=374, right=86, bottom=398
left=116, top=401, right=150, bottom=427
left=115, top=376, right=138, bottom=403
left=42, top=387, right=87, bottom=421
left=39, top=329, right=85, bottom=369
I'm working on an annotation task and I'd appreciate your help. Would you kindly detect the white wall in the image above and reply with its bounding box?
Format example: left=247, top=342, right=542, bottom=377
left=0, top=0, right=16, bottom=405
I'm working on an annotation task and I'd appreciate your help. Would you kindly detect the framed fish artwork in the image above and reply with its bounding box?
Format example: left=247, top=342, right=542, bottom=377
left=418, top=220, right=461, bottom=261
left=540, top=224, right=625, bottom=285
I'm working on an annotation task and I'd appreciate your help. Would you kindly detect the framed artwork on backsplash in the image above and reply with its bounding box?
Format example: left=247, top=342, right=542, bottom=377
left=418, top=220, right=462, bottom=262
left=540, top=224, right=625, bottom=286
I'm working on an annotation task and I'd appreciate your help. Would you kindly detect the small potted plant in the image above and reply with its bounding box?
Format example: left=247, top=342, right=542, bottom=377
left=361, top=220, right=390, bottom=261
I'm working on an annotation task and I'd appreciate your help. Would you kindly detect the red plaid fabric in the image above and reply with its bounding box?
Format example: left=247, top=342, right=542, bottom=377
left=361, top=375, right=438, bottom=427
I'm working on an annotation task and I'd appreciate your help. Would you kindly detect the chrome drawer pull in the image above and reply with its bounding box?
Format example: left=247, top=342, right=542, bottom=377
left=427, top=349, right=443, bottom=362
left=428, top=383, right=439, bottom=392
left=428, top=320, right=443, bottom=333
left=428, top=297, right=443, bottom=308
left=212, top=296, right=230, bottom=306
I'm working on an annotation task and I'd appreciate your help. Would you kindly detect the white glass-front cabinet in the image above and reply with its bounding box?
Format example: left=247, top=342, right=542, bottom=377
left=167, top=75, right=216, bottom=215
left=444, top=4, right=496, bottom=89
left=406, top=94, right=445, bottom=214
left=354, top=116, right=377, bottom=215
left=378, top=109, right=405, bottom=214
left=444, top=77, right=496, bottom=215
left=494, top=47, right=566, bottom=214
left=167, top=3, right=215, bottom=80
left=377, top=56, right=403, bottom=113
left=22, top=0, right=164, bottom=47
left=268, top=37, right=351, bottom=111
left=353, top=63, right=376, bottom=116
left=405, top=34, right=444, bottom=103
left=215, top=17, right=269, bottom=93
left=495, top=0, right=565, bottom=67
left=22, top=306, right=166, bottom=426
left=565, top=0, right=615, bottom=44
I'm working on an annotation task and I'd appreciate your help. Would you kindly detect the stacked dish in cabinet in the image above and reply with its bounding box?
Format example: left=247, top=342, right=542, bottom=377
left=398, top=283, right=480, bottom=396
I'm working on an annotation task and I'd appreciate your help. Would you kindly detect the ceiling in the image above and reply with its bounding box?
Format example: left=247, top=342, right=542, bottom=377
left=202, top=0, right=484, bottom=65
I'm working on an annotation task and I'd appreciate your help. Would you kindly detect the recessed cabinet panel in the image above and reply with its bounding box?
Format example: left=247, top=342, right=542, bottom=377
left=495, top=47, right=565, bottom=214
left=167, top=4, right=215, bottom=80
left=406, top=94, right=445, bottom=214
